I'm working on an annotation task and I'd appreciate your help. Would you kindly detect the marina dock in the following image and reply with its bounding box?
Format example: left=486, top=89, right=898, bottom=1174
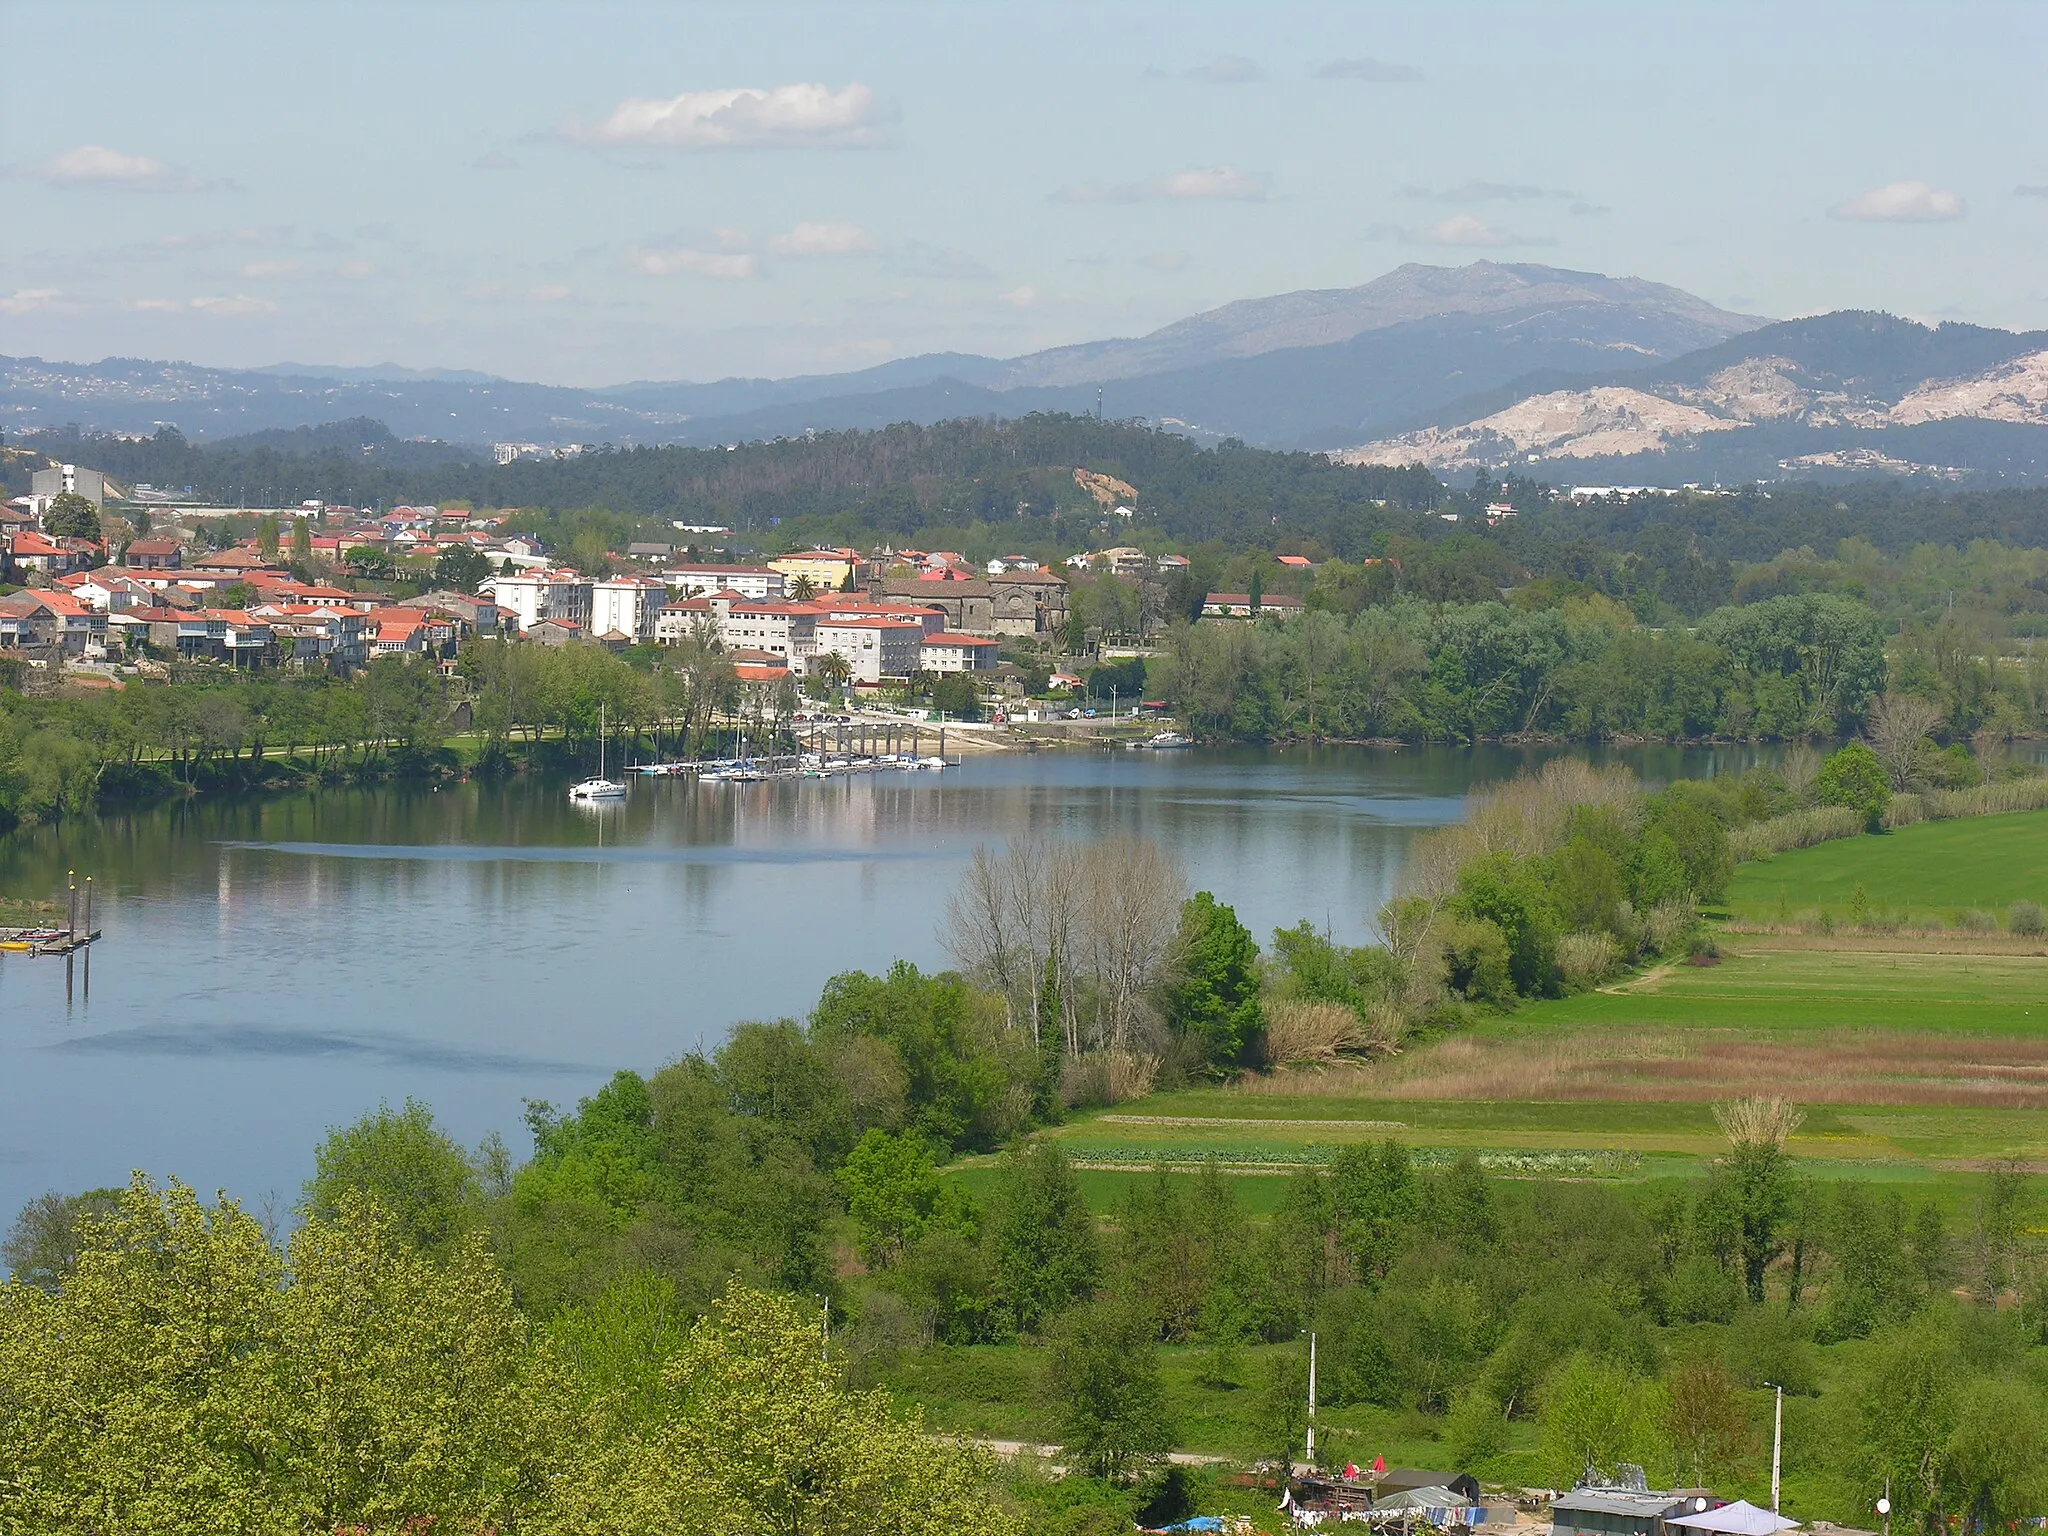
left=0, top=873, right=104, bottom=957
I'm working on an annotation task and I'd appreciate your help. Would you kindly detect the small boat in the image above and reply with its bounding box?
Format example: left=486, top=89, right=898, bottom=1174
left=0, top=928, right=69, bottom=952
left=1142, top=731, right=1194, bottom=749
left=570, top=705, right=629, bottom=801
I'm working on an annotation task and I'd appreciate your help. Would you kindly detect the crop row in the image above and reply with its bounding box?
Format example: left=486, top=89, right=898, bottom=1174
left=1063, top=1144, right=1646, bottom=1177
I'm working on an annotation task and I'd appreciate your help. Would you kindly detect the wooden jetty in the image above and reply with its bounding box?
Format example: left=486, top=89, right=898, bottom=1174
left=0, top=872, right=103, bottom=956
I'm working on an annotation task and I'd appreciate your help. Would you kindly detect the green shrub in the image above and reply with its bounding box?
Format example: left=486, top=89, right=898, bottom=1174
left=1816, top=742, right=1891, bottom=832
left=2010, top=901, right=2047, bottom=938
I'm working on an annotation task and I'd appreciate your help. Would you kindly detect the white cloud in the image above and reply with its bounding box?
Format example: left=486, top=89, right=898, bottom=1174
left=339, top=259, right=373, bottom=278
left=766, top=221, right=875, bottom=257
left=1419, top=214, right=1515, bottom=246
left=1367, top=214, right=1551, bottom=247
left=1830, top=180, right=1966, bottom=222
left=240, top=260, right=301, bottom=279
left=131, top=298, right=183, bottom=312
left=0, top=288, right=61, bottom=314
left=1186, top=56, right=1262, bottom=83
left=999, top=285, right=1038, bottom=308
left=569, top=83, right=891, bottom=150
left=1314, top=57, right=1423, bottom=82
left=471, top=151, right=519, bottom=171
left=530, top=284, right=573, bottom=302
left=1053, top=165, right=1269, bottom=204
left=1158, top=166, right=1267, bottom=201
left=38, top=144, right=200, bottom=191
left=629, top=246, right=758, bottom=279
left=1140, top=250, right=1192, bottom=272
left=189, top=294, right=278, bottom=315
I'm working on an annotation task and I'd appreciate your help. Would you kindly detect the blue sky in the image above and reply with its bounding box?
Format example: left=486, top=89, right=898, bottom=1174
left=4, top=0, right=2044, bottom=385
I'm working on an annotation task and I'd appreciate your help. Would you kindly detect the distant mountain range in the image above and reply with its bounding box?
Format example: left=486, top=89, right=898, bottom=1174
left=0, top=262, right=1759, bottom=452
left=7, top=262, right=2048, bottom=483
left=1334, top=311, right=2048, bottom=485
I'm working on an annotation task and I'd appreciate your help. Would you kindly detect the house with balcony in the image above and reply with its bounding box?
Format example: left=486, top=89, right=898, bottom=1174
left=0, top=589, right=108, bottom=656
left=920, top=633, right=1000, bottom=674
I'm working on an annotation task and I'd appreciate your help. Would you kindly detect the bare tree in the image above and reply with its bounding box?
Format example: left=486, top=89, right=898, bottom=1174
left=1864, top=691, right=1945, bottom=791
left=1078, top=835, right=1186, bottom=1051
left=944, top=844, right=1026, bottom=1027
left=942, top=837, right=1089, bottom=1053
left=1778, top=742, right=1822, bottom=803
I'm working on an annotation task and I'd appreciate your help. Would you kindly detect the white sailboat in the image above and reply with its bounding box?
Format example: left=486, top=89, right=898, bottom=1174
left=569, top=703, right=628, bottom=801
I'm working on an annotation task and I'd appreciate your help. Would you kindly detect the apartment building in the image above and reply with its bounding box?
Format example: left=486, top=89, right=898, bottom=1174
left=589, top=574, right=665, bottom=645
left=483, top=568, right=591, bottom=633
left=663, top=563, right=785, bottom=600
left=814, top=615, right=922, bottom=684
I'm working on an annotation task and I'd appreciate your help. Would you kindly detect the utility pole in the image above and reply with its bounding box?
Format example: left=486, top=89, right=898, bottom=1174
left=1305, top=1330, right=1317, bottom=1468
left=1770, top=1383, right=1783, bottom=1513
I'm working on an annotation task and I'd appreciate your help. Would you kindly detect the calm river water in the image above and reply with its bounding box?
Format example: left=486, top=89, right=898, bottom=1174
left=0, top=744, right=1764, bottom=1233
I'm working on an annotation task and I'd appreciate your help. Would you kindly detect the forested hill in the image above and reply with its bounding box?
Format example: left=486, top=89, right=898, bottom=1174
left=19, top=413, right=2048, bottom=563
left=7, top=415, right=1443, bottom=553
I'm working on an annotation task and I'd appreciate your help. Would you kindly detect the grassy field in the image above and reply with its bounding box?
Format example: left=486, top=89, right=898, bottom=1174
left=1726, top=807, right=2048, bottom=923
left=907, top=823, right=2031, bottom=1513
left=1009, top=819, right=2048, bottom=1190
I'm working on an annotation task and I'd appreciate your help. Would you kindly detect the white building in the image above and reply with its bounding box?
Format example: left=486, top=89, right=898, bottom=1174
left=663, top=563, right=785, bottom=601
left=707, top=592, right=817, bottom=668
left=920, top=633, right=1000, bottom=673
left=815, top=615, right=923, bottom=684
left=483, top=568, right=592, bottom=634
left=656, top=598, right=714, bottom=646
left=590, top=574, right=665, bottom=645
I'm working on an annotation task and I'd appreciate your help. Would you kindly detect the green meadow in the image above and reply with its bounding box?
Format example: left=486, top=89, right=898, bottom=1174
left=970, top=816, right=2048, bottom=1209
left=1725, top=807, right=2048, bottom=923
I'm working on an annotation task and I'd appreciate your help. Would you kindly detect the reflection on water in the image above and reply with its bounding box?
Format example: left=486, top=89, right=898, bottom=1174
left=0, top=743, right=1769, bottom=1229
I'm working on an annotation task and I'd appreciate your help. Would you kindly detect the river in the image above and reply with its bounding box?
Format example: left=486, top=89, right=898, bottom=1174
left=0, top=744, right=1766, bottom=1232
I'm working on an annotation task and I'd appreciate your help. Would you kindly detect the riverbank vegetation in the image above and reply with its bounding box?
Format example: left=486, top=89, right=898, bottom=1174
left=0, top=641, right=749, bottom=832
left=10, top=757, right=2048, bottom=1529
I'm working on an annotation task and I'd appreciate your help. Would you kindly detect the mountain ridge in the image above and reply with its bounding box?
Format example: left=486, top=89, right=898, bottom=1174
left=0, top=261, right=1760, bottom=450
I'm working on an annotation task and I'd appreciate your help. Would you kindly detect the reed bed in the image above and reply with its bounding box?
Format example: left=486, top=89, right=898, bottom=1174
left=1246, top=1026, right=2048, bottom=1110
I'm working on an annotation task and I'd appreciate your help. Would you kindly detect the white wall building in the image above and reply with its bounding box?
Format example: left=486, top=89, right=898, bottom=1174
left=483, top=568, right=592, bottom=634
left=707, top=592, right=817, bottom=668
left=590, top=574, right=665, bottom=644
left=920, top=633, right=1000, bottom=673
left=663, top=563, right=785, bottom=600
left=656, top=598, right=714, bottom=646
left=815, top=616, right=923, bottom=684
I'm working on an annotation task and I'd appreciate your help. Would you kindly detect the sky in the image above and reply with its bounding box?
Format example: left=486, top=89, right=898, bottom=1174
left=4, top=0, right=2046, bottom=386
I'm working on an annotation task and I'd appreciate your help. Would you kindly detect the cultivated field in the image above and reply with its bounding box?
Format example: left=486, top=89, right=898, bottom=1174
left=1032, top=817, right=2048, bottom=1198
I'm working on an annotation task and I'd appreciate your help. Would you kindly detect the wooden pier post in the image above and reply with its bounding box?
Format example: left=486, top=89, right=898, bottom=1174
left=83, top=877, right=92, bottom=940
left=67, top=871, right=77, bottom=945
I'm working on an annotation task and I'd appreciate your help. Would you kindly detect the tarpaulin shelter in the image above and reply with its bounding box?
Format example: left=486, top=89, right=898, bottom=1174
left=1670, top=1502, right=1801, bottom=1535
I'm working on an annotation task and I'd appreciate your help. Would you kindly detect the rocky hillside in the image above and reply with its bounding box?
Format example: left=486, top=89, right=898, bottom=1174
left=1336, top=312, right=2048, bottom=484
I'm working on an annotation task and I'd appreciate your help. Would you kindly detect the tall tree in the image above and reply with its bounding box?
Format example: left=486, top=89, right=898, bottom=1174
left=1163, top=891, right=1265, bottom=1070
left=1046, top=1298, right=1175, bottom=1482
